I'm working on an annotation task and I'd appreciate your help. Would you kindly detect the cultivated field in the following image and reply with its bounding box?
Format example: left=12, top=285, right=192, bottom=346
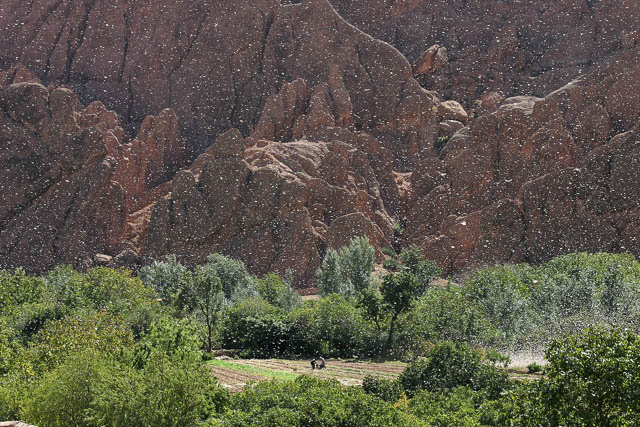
left=208, top=359, right=407, bottom=392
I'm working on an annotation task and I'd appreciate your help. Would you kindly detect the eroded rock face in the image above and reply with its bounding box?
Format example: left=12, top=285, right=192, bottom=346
left=0, top=0, right=438, bottom=162
left=0, top=80, right=186, bottom=272
left=145, top=131, right=395, bottom=284
left=1, top=0, right=640, bottom=285
left=329, top=0, right=640, bottom=109
left=406, top=51, right=640, bottom=273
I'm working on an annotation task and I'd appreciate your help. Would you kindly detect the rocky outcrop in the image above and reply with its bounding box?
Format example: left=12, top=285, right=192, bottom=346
left=0, top=79, right=186, bottom=272
left=1, top=0, right=640, bottom=285
left=330, top=0, right=640, bottom=110
left=144, top=131, right=394, bottom=284
left=406, top=49, right=640, bottom=273
left=0, top=0, right=438, bottom=162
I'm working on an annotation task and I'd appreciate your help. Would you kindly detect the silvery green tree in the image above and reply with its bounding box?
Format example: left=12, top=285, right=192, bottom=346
left=139, top=254, right=188, bottom=303
left=316, top=236, right=375, bottom=297
left=204, top=253, right=259, bottom=302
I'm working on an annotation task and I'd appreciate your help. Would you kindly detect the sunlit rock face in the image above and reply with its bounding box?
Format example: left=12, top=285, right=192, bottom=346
left=0, top=0, right=639, bottom=284
left=329, top=0, right=640, bottom=112
left=0, top=79, right=187, bottom=272
left=406, top=51, right=640, bottom=273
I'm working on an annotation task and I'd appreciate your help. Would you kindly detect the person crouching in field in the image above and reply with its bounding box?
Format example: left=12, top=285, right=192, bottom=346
left=311, top=357, right=326, bottom=370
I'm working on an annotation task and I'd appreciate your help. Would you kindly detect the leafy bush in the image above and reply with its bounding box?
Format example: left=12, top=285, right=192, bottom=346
left=224, top=312, right=293, bottom=357
left=407, top=387, right=486, bottom=427
left=204, top=253, right=259, bottom=302
left=0, top=268, right=45, bottom=316
left=362, top=374, right=403, bottom=402
left=218, top=376, right=419, bottom=426
left=139, top=254, right=189, bottom=302
left=398, top=341, right=510, bottom=398
left=27, top=310, right=134, bottom=373
left=89, top=352, right=229, bottom=427
left=537, top=327, right=640, bottom=425
left=463, top=265, right=537, bottom=343
left=133, top=316, right=202, bottom=367
left=257, top=272, right=301, bottom=311
left=42, top=266, right=160, bottom=338
left=463, top=252, right=640, bottom=346
left=526, top=362, right=543, bottom=374
left=20, top=349, right=111, bottom=427
left=288, top=295, right=379, bottom=357
left=20, top=348, right=229, bottom=427
left=395, top=286, right=496, bottom=356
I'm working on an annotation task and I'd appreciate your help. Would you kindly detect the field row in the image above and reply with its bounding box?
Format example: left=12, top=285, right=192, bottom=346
left=208, top=358, right=407, bottom=392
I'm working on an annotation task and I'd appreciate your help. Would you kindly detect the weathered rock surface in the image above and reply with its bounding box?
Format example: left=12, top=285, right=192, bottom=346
left=144, top=129, right=395, bottom=283
left=1, top=0, right=640, bottom=284
left=406, top=49, right=640, bottom=273
left=0, top=79, right=186, bottom=272
left=0, top=0, right=438, bottom=161
left=330, top=0, right=640, bottom=110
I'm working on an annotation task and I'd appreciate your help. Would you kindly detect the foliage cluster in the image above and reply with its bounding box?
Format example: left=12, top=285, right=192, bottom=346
left=3, top=246, right=640, bottom=426
left=463, top=252, right=640, bottom=347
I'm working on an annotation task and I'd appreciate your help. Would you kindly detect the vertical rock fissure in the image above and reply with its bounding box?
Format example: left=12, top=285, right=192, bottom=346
left=65, top=0, right=96, bottom=83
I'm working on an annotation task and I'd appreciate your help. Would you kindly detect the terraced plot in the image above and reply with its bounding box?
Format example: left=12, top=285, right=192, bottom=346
left=208, top=359, right=407, bottom=392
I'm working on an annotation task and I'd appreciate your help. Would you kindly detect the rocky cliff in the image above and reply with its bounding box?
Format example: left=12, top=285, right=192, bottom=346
left=0, top=0, right=639, bottom=284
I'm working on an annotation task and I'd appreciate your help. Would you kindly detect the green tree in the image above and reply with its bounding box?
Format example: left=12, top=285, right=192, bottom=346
left=381, top=270, right=420, bottom=354
left=288, top=295, right=377, bottom=357
left=89, top=352, right=229, bottom=426
left=257, top=272, right=301, bottom=311
left=340, top=236, right=376, bottom=294
left=204, top=253, right=258, bottom=302
left=139, top=254, right=189, bottom=302
left=396, top=286, right=496, bottom=357
left=0, top=268, right=45, bottom=316
left=316, top=248, right=350, bottom=296
left=316, top=236, right=376, bottom=298
left=219, top=376, right=420, bottom=426
left=180, top=265, right=224, bottom=353
left=21, top=349, right=111, bottom=427
left=531, top=327, right=640, bottom=426
left=398, top=245, right=442, bottom=293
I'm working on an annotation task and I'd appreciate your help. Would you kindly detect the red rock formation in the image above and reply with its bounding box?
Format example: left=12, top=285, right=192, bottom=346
left=406, top=48, right=640, bottom=273
left=0, top=77, right=186, bottom=272
left=1, top=0, right=640, bottom=286
left=144, top=129, right=395, bottom=284
left=330, top=0, right=640, bottom=109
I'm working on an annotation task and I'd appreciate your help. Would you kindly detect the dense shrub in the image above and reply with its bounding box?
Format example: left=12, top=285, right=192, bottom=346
left=463, top=252, right=640, bottom=346
left=0, top=268, right=45, bottom=315
left=19, top=348, right=229, bottom=427
left=395, top=286, right=496, bottom=356
left=257, top=273, right=301, bottom=311
left=133, top=316, right=202, bottom=367
left=537, top=327, right=640, bottom=425
left=203, top=253, right=259, bottom=302
left=226, top=314, right=293, bottom=357
left=89, top=352, right=229, bottom=427
left=407, top=387, right=487, bottom=427
left=463, top=265, right=537, bottom=343
left=362, top=374, right=403, bottom=403
left=217, top=376, right=420, bottom=427
left=20, top=349, right=111, bottom=427
left=27, top=310, right=134, bottom=373
left=139, top=254, right=189, bottom=302
left=399, top=341, right=510, bottom=399
left=288, top=295, right=379, bottom=357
